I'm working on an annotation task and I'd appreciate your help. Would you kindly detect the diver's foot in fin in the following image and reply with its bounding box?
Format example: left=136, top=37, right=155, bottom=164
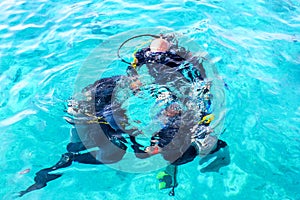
left=156, top=171, right=177, bottom=190
left=18, top=182, right=46, bottom=197
left=17, top=152, right=75, bottom=197
left=18, top=170, right=62, bottom=197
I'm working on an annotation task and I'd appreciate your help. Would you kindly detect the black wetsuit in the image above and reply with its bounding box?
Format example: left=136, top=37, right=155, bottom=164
left=67, top=75, right=128, bottom=156
left=127, top=47, right=206, bottom=84
left=19, top=76, right=128, bottom=197
left=127, top=48, right=223, bottom=165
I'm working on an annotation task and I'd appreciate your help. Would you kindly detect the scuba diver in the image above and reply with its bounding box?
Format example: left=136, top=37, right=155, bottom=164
left=130, top=84, right=229, bottom=196
left=124, top=34, right=206, bottom=92
left=18, top=75, right=133, bottom=197
left=119, top=33, right=230, bottom=195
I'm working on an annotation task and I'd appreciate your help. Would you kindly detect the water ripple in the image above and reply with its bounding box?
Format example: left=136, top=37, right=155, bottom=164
left=0, top=109, right=37, bottom=127
left=0, top=0, right=300, bottom=199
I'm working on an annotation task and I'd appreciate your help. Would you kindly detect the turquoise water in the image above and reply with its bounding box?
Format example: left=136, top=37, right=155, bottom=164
left=1, top=0, right=300, bottom=199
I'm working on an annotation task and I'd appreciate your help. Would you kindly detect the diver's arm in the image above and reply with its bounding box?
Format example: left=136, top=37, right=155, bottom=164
left=126, top=65, right=142, bottom=93
left=129, top=76, right=142, bottom=94
left=126, top=47, right=148, bottom=77
left=126, top=47, right=150, bottom=90
left=131, top=144, right=151, bottom=159
left=131, top=144, right=162, bottom=159
left=126, top=50, right=144, bottom=93
left=188, top=56, right=207, bottom=79
left=131, top=137, right=162, bottom=159
left=126, top=65, right=138, bottom=77
left=145, top=145, right=161, bottom=155
left=175, top=47, right=207, bottom=81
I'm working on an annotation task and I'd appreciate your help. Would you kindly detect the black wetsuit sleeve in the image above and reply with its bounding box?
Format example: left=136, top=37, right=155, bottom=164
left=134, top=48, right=149, bottom=66
left=131, top=144, right=151, bottom=159
left=177, top=63, right=204, bottom=82
left=126, top=65, right=138, bottom=77
left=174, top=47, right=206, bottom=81
left=187, top=55, right=206, bottom=80
left=126, top=48, right=149, bottom=77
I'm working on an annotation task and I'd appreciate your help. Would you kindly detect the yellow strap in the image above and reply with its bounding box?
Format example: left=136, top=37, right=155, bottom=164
left=198, top=114, right=215, bottom=125
left=87, top=119, right=109, bottom=125
left=86, top=116, right=109, bottom=125
left=131, top=55, right=138, bottom=69
left=85, top=112, right=96, bottom=117
left=131, top=39, right=152, bottom=68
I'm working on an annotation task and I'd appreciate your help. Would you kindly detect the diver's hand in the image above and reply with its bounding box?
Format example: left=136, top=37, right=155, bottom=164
left=130, top=79, right=142, bottom=94
left=145, top=145, right=161, bottom=155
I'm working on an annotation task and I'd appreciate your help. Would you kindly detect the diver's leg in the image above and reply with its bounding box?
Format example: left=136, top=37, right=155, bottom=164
left=171, top=145, right=198, bottom=166
left=67, top=142, right=86, bottom=153
left=18, top=152, right=75, bottom=197
left=156, top=145, right=198, bottom=196
left=66, top=128, right=86, bottom=153
left=19, top=149, right=109, bottom=197
left=165, top=165, right=178, bottom=196
left=73, top=152, right=103, bottom=164
left=165, top=165, right=178, bottom=187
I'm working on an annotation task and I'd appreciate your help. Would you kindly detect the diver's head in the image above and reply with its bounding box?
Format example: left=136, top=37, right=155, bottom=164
left=150, top=38, right=170, bottom=52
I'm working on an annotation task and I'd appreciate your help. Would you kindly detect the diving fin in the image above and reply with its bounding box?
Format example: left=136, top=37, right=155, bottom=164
left=18, top=152, right=75, bottom=197
left=156, top=171, right=173, bottom=190
left=18, top=172, right=62, bottom=197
